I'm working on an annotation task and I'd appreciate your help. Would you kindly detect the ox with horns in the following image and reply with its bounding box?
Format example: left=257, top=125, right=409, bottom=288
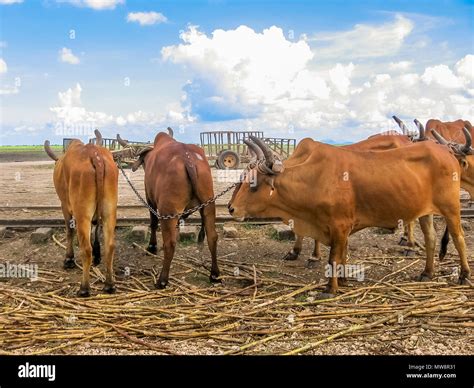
left=418, top=122, right=474, bottom=260
left=117, top=129, right=220, bottom=289
left=44, top=130, right=118, bottom=297
left=285, top=116, right=420, bottom=266
left=229, top=134, right=472, bottom=297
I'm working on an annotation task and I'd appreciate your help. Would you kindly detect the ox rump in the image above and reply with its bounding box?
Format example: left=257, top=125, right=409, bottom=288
left=228, top=135, right=472, bottom=298
left=44, top=130, right=118, bottom=297
left=117, top=129, right=220, bottom=289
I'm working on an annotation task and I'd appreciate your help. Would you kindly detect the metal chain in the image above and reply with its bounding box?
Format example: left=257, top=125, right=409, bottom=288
left=116, top=158, right=238, bottom=220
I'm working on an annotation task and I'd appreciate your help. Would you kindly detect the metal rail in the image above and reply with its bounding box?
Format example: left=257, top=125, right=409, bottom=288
left=0, top=217, right=282, bottom=228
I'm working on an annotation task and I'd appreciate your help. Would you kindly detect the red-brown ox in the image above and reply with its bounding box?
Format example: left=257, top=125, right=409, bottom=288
left=228, top=136, right=471, bottom=297
left=425, top=119, right=473, bottom=144
left=416, top=119, right=474, bottom=259
left=285, top=116, right=416, bottom=266
left=119, top=131, right=220, bottom=289
left=44, top=130, right=118, bottom=297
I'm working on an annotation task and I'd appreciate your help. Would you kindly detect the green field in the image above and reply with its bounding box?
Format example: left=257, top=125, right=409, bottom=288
left=0, top=145, right=62, bottom=152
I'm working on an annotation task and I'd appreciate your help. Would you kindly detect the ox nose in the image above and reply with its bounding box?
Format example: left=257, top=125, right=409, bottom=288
left=228, top=204, right=234, bottom=214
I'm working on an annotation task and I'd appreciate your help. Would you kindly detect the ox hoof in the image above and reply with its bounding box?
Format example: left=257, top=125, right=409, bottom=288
left=93, top=257, right=101, bottom=267
left=283, top=250, right=299, bottom=261
left=147, top=244, right=158, bottom=255
left=404, top=249, right=416, bottom=257
left=209, top=273, right=222, bottom=284
left=458, top=276, right=471, bottom=286
left=63, top=258, right=76, bottom=269
left=155, top=280, right=168, bottom=289
left=77, top=287, right=90, bottom=297
left=317, top=292, right=336, bottom=300
left=305, top=258, right=319, bottom=269
left=103, top=283, right=116, bottom=294
left=417, top=273, right=432, bottom=282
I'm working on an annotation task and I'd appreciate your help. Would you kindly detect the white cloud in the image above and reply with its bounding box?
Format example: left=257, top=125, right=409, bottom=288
left=329, top=63, right=354, bottom=96
left=421, top=64, right=463, bottom=88
left=456, top=54, right=474, bottom=84
left=161, top=24, right=474, bottom=141
left=59, top=47, right=80, bottom=65
left=0, top=0, right=23, bottom=4
left=127, top=11, right=167, bottom=26
left=162, top=25, right=323, bottom=119
left=50, top=83, right=192, bottom=131
left=311, top=15, right=413, bottom=59
left=57, top=0, right=124, bottom=10
left=0, top=58, right=7, bottom=73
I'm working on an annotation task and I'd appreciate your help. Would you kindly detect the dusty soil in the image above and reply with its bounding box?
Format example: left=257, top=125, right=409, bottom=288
left=0, top=221, right=473, bottom=355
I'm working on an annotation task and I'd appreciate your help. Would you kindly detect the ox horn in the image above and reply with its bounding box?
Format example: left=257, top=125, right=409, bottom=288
left=116, top=134, right=129, bottom=147
left=167, top=127, right=174, bottom=138
left=44, top=140, right=59, bottom=161
left=244, top=139, right=264, bottom=161
left=392, top=115, right=409, bottom=135
left=249, top=136, right=274, bottom=166
left=462, top=126, right=472, bottom=154
left=94, top=129, right=103, bottom=146
left=431, top=129, right=449, bottom=146
left=414, top=119, right=425, bottom=140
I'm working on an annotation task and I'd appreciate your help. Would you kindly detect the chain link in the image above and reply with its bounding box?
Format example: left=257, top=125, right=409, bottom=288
left=116, top=158, right=238, bottom=220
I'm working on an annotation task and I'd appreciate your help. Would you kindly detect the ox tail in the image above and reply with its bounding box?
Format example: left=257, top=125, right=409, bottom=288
left=439, top=226, right=450, bottom=260
left=184, top=151, right=199, bottom=193
left=183, top=151, right=206, bottom=243
left=91, top=149, right=105, bottom=224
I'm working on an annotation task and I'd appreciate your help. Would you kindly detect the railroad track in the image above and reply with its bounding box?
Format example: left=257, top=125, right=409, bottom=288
left=2, top=205, right=474, bottom=228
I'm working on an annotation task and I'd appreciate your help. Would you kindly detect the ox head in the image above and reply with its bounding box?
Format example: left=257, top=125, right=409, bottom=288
left=228, top=136, right=284, bottom=220
left=431, top=127, right=474, bottom=196
left=114, top=133, right=154, bottom=172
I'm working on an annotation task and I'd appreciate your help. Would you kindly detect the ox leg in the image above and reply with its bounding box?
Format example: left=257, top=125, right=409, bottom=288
left=147, top=205, right=159, bottom=254
left=418, top=215, right=436, bottom=281
left=439, top=226, right=450, bottom=260
left=320, top=235, right=348, bottom=299
left=156, top=218, right=179, bottom=289
left=76, top=218, right=93, bottom=297
left=92, top=224, right=101, bottom=266
left=284, top=235, right=302, bottom=261
left=202, top=203, right=220, bottom=283
left=198, top=209, right=206, bottom=243
left=101, top=212, right=116, bottom=294
left=338, top=240, right=349, bottom=287
left=306, top=239, right=322, bottom=269
left=403, top=221, right=416, bottom=257
left=62, top=210, right=76, bottom=269
left=445, top=216, right=471, bottom=285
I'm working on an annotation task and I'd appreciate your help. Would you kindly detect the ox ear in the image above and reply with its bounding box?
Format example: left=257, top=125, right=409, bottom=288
left=460, top=157, right=469, bottom=171
left=131, top=147, right=153, bottom=172
left=131, top=157, right=145, bottom=172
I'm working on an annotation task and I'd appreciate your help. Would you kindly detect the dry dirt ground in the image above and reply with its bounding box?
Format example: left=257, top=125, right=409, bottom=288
left=0, top=157, right=473, bottom=355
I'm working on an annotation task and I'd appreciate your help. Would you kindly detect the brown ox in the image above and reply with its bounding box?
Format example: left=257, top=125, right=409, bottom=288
left=285, top=116, right=416, bottom=266
left=425, top=119, right=473, bottom=143
left=44, top=130, right=118, bottom=297
left=228, top=136, right=471, bottom=297
left=119, top=131, right=220, bottom=289
left=417, top=120, right=474, bottom=259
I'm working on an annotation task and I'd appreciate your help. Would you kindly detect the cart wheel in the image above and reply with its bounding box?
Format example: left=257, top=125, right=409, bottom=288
left=217, top=150, right=240, bottom=169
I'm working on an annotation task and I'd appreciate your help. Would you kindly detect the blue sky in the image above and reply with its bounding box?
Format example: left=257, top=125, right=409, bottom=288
left=0, top=0, right=473, bottom=145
